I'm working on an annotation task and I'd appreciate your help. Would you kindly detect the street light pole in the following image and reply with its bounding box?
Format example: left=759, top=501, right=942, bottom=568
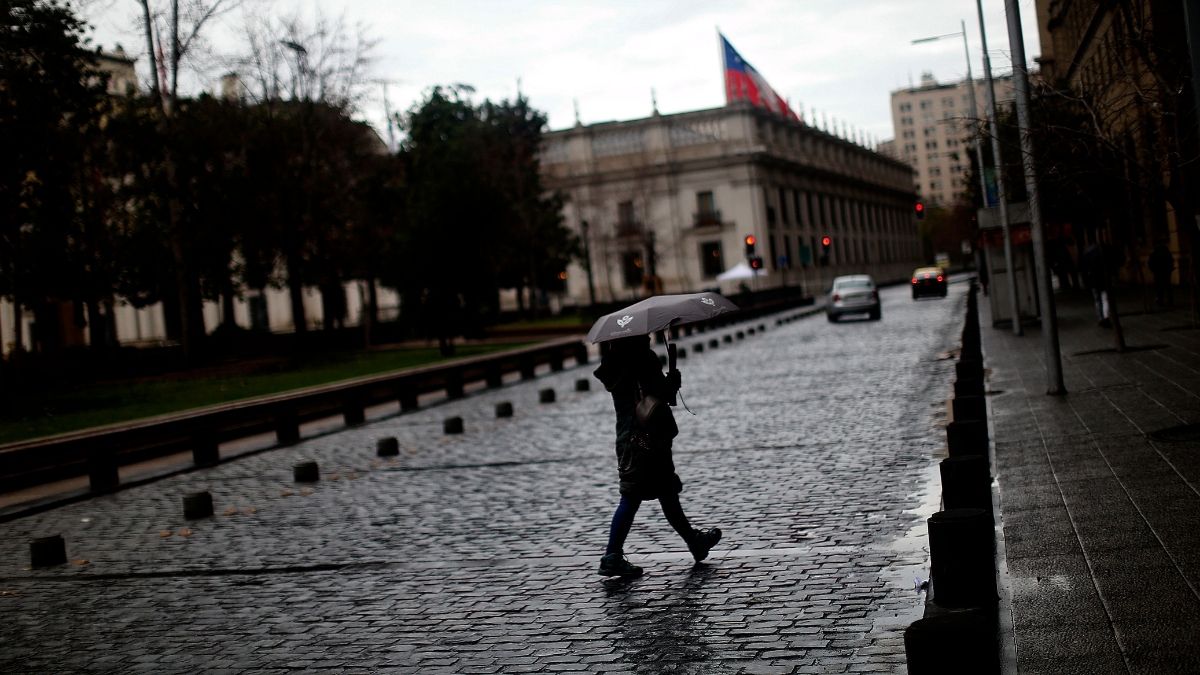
left=1005, top=0, right=1065, bottom=395
left=975, top=0, right=1023, bottom=336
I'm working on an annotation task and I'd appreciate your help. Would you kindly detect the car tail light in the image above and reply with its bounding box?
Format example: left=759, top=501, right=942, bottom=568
left=832, top=294, right=841, bottom=302
left=871, top=291, right=878, bottom=301
left=911, top=278, right=918, bottom=284
left=937, top=275, right=944, bottom=282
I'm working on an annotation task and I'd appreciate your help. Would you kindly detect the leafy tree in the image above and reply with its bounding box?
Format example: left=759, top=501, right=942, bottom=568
left=0, top=0, right=109, bottom=353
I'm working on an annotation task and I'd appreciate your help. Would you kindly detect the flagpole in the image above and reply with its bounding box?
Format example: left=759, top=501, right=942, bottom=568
left=717, top=28, right=727, bottom=104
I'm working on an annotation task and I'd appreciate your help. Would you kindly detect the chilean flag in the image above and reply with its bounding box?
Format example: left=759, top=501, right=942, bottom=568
left=721, top=33, right=800, bottom=122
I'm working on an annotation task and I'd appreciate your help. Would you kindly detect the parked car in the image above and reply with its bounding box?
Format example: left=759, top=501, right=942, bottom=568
left=911, top=266, right=948, bottom=299
left=827, top=274, right=880, bottom=322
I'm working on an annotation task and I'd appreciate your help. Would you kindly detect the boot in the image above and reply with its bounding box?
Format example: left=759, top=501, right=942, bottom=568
left=688, top=527, right=722, bottom=562
left=599, top=552, right=644, bottom=577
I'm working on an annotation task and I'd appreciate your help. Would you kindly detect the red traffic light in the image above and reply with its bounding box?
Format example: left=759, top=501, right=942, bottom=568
left=915, top=202, right=925, bottom=213
left=821, top=236, right=831, bottom=247
left=744, top=234, right=756, bottom=246
left=749, top=256, right=763, bottom=270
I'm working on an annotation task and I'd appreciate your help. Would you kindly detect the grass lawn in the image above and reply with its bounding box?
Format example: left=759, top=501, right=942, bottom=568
left=0, top=342, right=528, bottom=445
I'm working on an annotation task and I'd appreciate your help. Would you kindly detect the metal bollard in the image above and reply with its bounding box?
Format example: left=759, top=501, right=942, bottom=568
left=183, top=491, right=214, bottom=519
left=30, top=535, right=67, bottom=568
left=952, top=395, right=987, bottom=422
left=708, top=339, right=719, bottom=349
left=677, top=348, right=687, bottom=359
left=693, top=343, right=704, bottom=353
left=376, top=437, right=400, bottom=457
left=539, top=388, right=556, bottom=404
left=904, top=608, right=999, bottom=675
left=940, top=455, right=992, bottom=512
left=495, top=402, right=514, bottom=418
left=443, top=417, right=464, bottom=434
left=928, top=508, right=997, bottom=608
left=575, top=379, right=590, bottom=392
left=293, top=461, right=320, bottom=483
left=947, top=419, right=989, bottom=456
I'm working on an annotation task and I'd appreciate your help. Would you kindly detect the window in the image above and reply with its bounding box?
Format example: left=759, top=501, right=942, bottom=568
left=920, top=100, right=931, bottom=109
left=617, top=200, right=637, bottom=232
left=901, top=116, right=914, bottom=126
left=942, top=97, right=955, bottom=107
left=899, top=102, right=912, bottom=112
left=700, top=241, right=723, bottom=278
left=622, top=251, right=644, bottom=287
left=902, top=130, right=915, bottom=139
left=696, top=191, right=715, bottom=214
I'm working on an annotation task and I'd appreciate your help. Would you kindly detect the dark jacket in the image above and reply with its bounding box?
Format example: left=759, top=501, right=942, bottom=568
left=593, top=343, right=683, bottom=499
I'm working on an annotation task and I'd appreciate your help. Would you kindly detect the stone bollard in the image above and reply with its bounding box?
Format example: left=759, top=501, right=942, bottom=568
left=30, top=535, right=67, bottom=568
left=776, top=319, right=783, bottom=326
left=953, top=395, right=987, bottom=422
left=677, top=347, right=687, bottom=359
left=748, top=328, right=756, bottom=336
left=940, top=455, right=992, bottom=512
left=693, top=343, right=704, bottom=354
left=183, top=491, right=214, bottom=520
left=947, top=419, right=989, bottom=456
left=539, top=388, right=556, bottom=404
left=904, top=608, right=999, bottom=675
left=955, top=359, right=983, bottom=381
left=954, top=376, right=985, bottom=398
left=575, top=379, right=590, bottom=392
left=495, top=402, right=514, bottom=418
left=735, top=331, right=745, bottom=340
left=443, top=417, right=464, bottom=434
left=723, top=335, right=732, bottom=344
left=708, top=339, right=719, bottom=349
left=928, top=508, right=997, bottom=608
left=293, top=461, right=320, bottom=483
left=376, top=437, right=400, bottom=457
left=758, top=324, right=765, bottom=332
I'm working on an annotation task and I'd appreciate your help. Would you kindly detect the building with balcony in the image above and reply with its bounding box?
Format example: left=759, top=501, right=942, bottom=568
left=540, top=103, right=920, bottom=306
left=890, top=72, right=1016, bottom=207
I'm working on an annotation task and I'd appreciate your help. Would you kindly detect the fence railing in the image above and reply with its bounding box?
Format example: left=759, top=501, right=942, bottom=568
left=0, top=336, right=589, bottom=495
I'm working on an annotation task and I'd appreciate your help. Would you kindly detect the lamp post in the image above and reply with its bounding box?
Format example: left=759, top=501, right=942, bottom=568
left=1004, top=0, right=1064, bottom=395
left=974, top=0, right=1022, bottom=336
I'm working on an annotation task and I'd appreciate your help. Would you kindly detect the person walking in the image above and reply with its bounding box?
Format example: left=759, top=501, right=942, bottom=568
left=592, top=334, right=721, bottom=577
left=1148, top=242, right=1174, bottom=307
left=1082, top=239, right=1112, bottom=327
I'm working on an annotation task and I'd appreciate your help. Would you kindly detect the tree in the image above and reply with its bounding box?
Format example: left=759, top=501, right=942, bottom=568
left=0, top=0, right=110, bottom=355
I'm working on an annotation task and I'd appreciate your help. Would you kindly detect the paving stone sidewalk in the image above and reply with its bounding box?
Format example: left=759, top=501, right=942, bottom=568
left=0, top=282, right=970, bottom=673
left=983, top=288, right=1200, bottom=674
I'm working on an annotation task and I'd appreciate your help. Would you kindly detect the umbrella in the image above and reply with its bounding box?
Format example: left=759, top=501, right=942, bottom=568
left=587, top=292, right=739, bottom=343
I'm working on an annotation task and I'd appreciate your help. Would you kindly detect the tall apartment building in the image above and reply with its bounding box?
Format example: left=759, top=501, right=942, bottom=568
left=540, top=103, right=920, bottom=306
left=890, top=72, right=1016, bottom=206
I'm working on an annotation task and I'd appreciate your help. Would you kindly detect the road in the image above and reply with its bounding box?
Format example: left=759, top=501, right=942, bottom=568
left=0, top=280, right=969, bottom=674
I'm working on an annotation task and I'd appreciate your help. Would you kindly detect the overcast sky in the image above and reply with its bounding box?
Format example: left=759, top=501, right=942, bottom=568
left=82, top=0, right=1043, bottom=144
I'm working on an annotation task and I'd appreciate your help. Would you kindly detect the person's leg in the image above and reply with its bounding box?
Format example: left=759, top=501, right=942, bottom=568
left=660, top=493, right=722, bottom=562
left=605, top=495, right=641, bottom=556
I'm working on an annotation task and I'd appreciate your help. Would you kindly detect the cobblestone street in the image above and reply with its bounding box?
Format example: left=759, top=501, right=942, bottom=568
left=0, top=282, right=969, bottom=674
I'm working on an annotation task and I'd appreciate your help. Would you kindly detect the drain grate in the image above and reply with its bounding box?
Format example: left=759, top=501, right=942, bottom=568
left=1148, top=424, right=1200, bottom=443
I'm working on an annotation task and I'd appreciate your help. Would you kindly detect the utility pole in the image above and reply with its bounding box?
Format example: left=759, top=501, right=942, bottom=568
left=976, top=0, right=1022, bottom=335
left=1005, top=0, right=1065, bottom=394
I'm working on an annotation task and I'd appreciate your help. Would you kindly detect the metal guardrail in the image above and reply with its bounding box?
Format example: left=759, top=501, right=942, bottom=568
left=0, top=337, right=590, bottom=495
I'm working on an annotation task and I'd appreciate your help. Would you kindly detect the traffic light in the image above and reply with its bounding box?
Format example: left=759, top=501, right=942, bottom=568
left=915, top=202, right=925, bottom=220
left=820, top=235, right=831, bottom=267
left=821, top=235, right=831, bottom=248
left=749, top=256, right=764, bottom=270
left=744, top=234, right=757, bottom=256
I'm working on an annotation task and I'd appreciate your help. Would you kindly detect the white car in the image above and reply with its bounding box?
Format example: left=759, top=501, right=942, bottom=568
left=827, top=274, right=881, bottom=322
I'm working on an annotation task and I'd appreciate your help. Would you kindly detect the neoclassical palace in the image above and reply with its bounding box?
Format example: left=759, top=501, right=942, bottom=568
left=540, top=103, right=921, bottom=305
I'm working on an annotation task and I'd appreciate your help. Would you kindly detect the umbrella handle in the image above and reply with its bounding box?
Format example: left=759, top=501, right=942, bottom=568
left=667, top=343, right=678, bottom=406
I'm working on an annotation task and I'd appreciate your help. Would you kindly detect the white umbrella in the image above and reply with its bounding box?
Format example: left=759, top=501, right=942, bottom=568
left=715, top=261, right=764, bottom=281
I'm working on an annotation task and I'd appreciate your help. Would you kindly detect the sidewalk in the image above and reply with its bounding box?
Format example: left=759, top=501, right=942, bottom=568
left=982, top=287, right=1200, bottom=674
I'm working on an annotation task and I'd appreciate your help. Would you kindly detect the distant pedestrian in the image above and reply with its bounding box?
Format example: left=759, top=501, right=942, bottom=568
left=592, top=335, right=721, bottom=577
left=1148, top=242, right=1174, bottom=307
left=1082, top=239, right=1113, bottom=327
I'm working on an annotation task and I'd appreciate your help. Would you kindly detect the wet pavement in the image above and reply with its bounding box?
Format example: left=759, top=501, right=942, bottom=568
left=0, top=281, right=971, bottom=673
left=985, top=287, right=1200, bottom=674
